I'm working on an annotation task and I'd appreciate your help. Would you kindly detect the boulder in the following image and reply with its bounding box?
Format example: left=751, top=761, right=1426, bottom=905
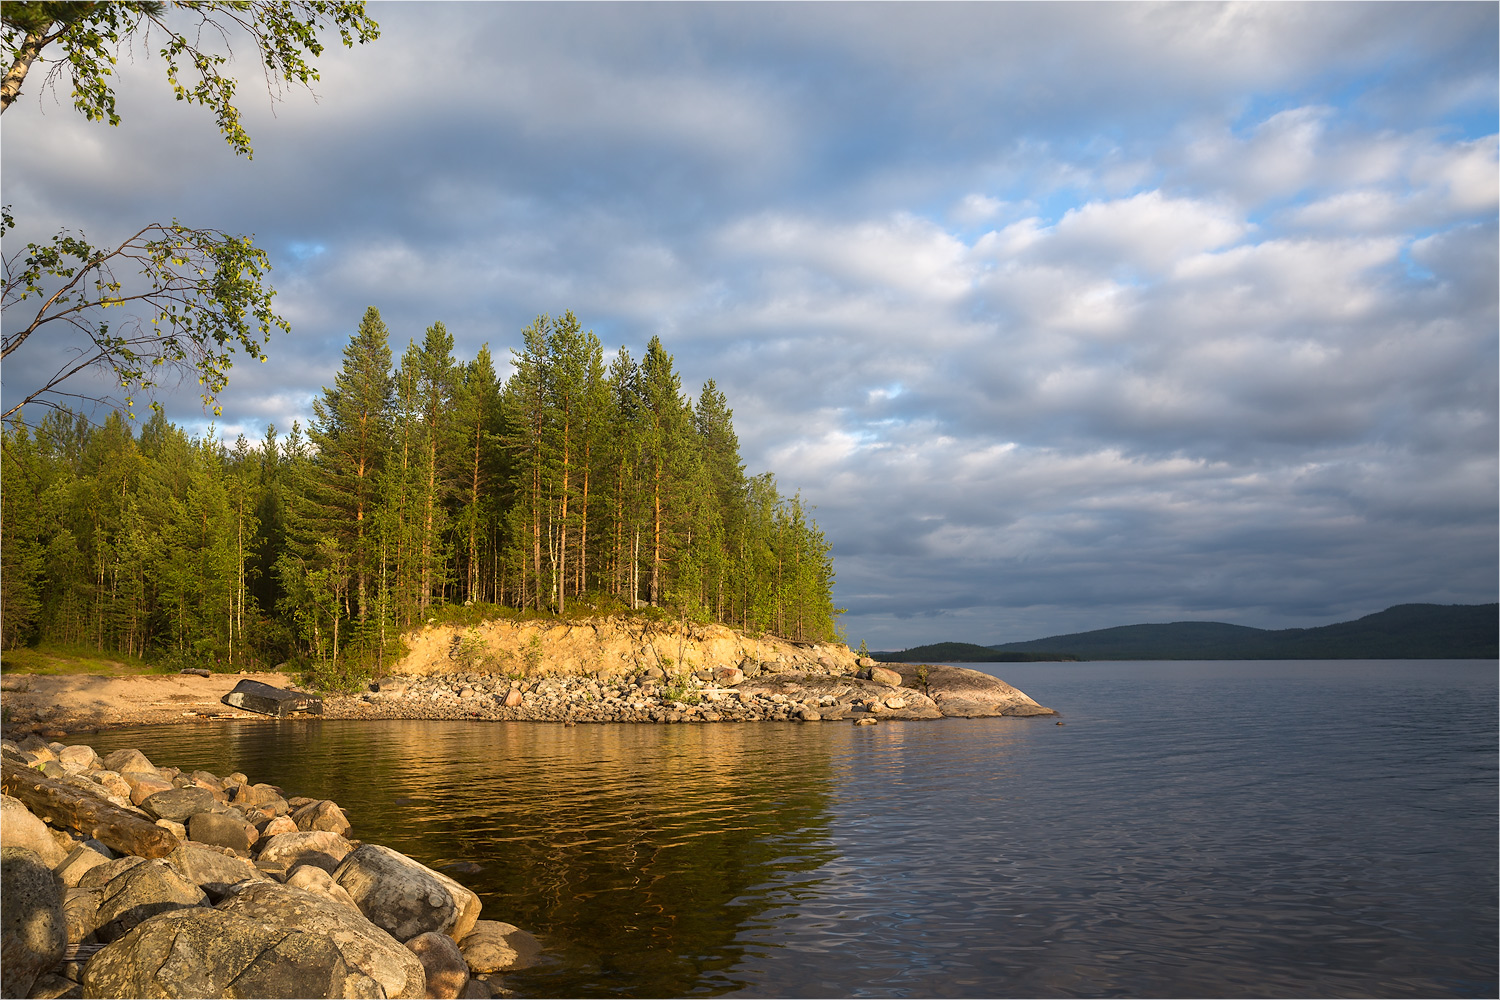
left=333, top=844, right=459, bottom=942
left=868, top=665, right=903, bottom=687
left=406, top=930, right=469, bottom=999
left=256, top=830, right=353, bottom=874
left=88, top=771, right=134, bottom=807
left=286, top=864, right=361, bottom=910
left=221, top=679, right=324, bottom=717
left=122, top=771, right=175, bottom=806
left=55, top=845, right=112, bottom=888
left=81, top=906, right=382, bottom=999
left=712, top=665, right=744, bottom=686
left=503, top=689, right=524, bottom=708
left=62, top=886, right=101, bottom=945
left=431, top=868, right=482, bottom=941
left=57, top=745, right=99, bottom=772
left=92, top=858, right=208, bottom=942
left=141, top=786, right=217, bottom=823
left=459, top=977, right=493, bottom=999
left=292, top=799, right=352, bottom=837
left=458, top=920, right=541, bottom=973
left=218, top=880, right=427, bottom=999
left=76, top=856, right=148, bottom=889
left=259, top=814, right=299, bottom=838
left=168, top=842, right=268, bottom=901
left=892, top=663, right=1058, bottom=717
left=101, top=749, right=154, bottom=775
left=25, top=971, right=80, bottom=999
left=1, top=847, right=66, bottom=999
left=188, top=811, right=255, bottom=854
left=0, top=794, right=69, bottom=867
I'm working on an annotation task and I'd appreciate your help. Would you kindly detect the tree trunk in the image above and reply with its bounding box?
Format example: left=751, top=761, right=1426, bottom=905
left=0, top=760, right=180, bottom=859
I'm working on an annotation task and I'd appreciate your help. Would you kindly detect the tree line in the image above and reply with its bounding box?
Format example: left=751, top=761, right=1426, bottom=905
left=1, top=309, right=842, bottom=677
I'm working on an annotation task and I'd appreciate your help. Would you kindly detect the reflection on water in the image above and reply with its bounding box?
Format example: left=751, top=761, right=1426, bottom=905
left=81, top=661, right=1498, bottom=998
left=84, top=721, right=842, bottom=997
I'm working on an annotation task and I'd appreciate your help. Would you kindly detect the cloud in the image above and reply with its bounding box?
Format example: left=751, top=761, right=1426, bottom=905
left=2, top=3, right=1494, bottom=647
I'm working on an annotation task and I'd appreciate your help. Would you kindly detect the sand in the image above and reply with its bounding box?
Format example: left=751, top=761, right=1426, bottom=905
left=0, top=671, right=297, bottom=735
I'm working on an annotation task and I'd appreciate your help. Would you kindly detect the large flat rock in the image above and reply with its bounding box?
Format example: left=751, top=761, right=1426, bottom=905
left=893, top=664, right=1057, bottom=717
left=222, top=680, right=324, bottom=718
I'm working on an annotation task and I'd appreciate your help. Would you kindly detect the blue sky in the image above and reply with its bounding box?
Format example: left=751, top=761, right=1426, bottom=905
left=3, top=2, right=1496, bottom=647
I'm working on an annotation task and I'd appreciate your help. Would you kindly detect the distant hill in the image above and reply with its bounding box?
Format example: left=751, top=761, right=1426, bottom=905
left=871, top=642, right=1078, bottom=663
left=874, top=604, right=1497, bottom=662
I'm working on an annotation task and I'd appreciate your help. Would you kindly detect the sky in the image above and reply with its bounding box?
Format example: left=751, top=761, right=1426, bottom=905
left=2, top=2, right=1496, bottom=648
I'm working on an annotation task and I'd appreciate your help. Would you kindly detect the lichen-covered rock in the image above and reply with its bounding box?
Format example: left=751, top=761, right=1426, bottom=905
left=218, top=880, right=427, bottom=999
left=25, top=970, right=81, bottom=999
left=458, top=920, right=541, bottom=973
left=334, top=844, right=459, bottom=942
left=406, top=930, right=468, bottom=999
left=92, top=858, right=209, bottom=942
left=80, top=906, right=381, bottom=999
left=1, top=846, right=66, bottom=999
left=256, top=830, right=353, bottom=874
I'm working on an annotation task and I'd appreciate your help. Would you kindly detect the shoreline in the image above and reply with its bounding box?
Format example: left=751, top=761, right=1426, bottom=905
left=1, top=663, right=1058, bottom=740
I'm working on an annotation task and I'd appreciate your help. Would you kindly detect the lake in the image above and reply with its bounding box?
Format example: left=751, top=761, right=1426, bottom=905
left=77, top=660, right=1497, bottom=998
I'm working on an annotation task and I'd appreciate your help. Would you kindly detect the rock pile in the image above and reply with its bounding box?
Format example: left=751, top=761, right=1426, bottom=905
left=332, top=659, right=1055, bottom=724
left=0, top=738, right=538, bottom=999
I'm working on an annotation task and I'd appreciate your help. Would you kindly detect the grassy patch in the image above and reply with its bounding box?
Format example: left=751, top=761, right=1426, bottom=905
left=0, top=644, right=173, bottom=677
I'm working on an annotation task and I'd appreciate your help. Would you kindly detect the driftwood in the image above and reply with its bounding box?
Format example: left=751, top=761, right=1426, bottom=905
left=0, top=759, right=179, bottom=859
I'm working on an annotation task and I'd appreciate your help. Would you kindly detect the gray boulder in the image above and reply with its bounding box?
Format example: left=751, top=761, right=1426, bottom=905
left=406, top=930, right=468, bottom=999
left=75, top=855, right=148, bottom=889
left=141, top=786, right=217, bottom=822
left=1, top=847, right=66, bottom=999
left=256, top=830, right=353, bottom=874
left=80, top=906, right=382, bottom=999
left=458, top=920, right=541, bottom=973
left=218, top=880, right=427, bottom=999
left=92, top=858, right=209, bottom=942
left=168, top=841, right=269, bottom=901
left=334, top=844, right=460, bottom=942
left=189, top=810, right=255, bottom=854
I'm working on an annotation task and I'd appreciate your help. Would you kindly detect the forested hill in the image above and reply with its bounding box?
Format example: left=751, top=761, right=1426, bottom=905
left=982, top=604, right=1497, bottom=660
left=872, top=604, right=1497, bottom=662
left=1, top=309, right=841, bottom=677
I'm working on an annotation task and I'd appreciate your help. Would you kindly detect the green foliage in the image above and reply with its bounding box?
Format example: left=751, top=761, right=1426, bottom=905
left=0, top=312, right=844, bottom=674
left=2, top=1, right=379, bottom=157
left=2, top=221, right=288, bottom=420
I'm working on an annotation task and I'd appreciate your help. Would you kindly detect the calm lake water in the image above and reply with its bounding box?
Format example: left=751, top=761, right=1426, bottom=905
left=79, top=660, right=1497, bottom=998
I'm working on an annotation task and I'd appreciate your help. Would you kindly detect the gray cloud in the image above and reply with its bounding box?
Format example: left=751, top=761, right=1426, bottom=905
left=3, top=2, right=1494, bottom=646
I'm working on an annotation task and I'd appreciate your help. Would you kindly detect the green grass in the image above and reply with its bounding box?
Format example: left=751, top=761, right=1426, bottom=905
left=0, top=643, right=175, bottom=677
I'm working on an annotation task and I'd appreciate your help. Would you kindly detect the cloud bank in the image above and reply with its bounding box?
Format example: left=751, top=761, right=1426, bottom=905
left=3, top=2, right=1494, bottom=645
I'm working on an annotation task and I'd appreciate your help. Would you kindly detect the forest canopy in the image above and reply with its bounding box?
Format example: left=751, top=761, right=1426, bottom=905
left=1, top=309, right=842, bottom=682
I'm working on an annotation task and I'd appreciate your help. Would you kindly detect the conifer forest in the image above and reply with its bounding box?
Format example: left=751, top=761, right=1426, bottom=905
left=1, top=309, right=842, bottom=677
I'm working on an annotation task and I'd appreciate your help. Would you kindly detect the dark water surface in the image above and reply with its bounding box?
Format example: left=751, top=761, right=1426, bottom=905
left=79, top=660, right=1497, bottom=998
